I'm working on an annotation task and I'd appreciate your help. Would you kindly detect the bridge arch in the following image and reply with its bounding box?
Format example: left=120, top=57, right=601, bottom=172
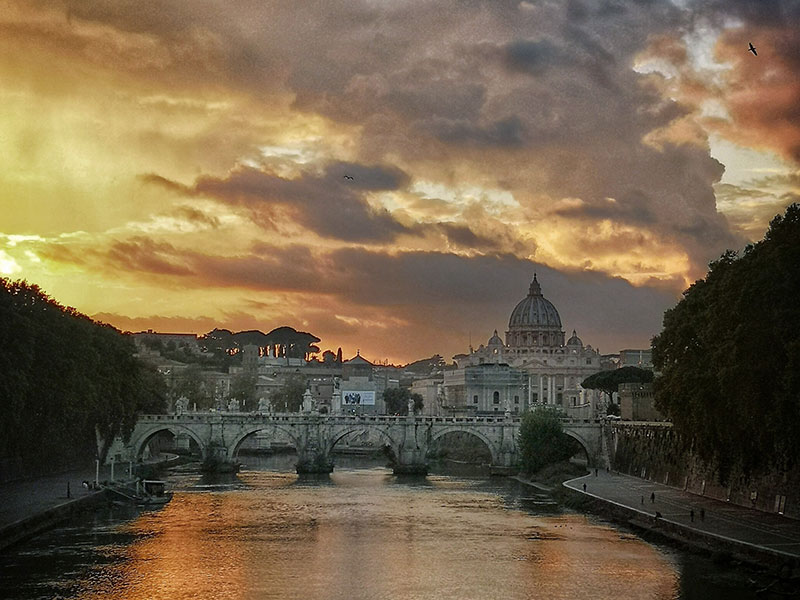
left=562, top=429, right=594, bottom=466
left=130, top=424, right=207, bottom=460
left=429, top=426, right=499, bottom=465
left=228, top=424, right=303, bottom=461
left=327, top=425, right=399, bottom=455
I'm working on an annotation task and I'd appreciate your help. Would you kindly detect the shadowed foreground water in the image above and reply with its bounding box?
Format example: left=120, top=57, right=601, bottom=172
left=0, top=462, right=764, bottom=600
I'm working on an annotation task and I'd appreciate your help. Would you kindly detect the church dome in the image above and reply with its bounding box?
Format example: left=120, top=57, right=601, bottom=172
left=566, top=329, right=583, bottom=347
left=508, top=275, right=562, bottom=329
left=487, top=330, right=503, bottom=347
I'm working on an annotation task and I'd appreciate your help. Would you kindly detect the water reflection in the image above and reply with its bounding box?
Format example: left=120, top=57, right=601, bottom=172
left=0, top=461, right=767, bottom=600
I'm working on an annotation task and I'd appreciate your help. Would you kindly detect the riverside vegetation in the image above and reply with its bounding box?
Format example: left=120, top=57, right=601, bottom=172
left=0, top=280, right=166, bottom=480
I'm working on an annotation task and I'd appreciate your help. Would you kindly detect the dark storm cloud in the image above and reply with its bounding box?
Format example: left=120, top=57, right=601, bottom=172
left=107, top=237, right=194, bottom=277
left=188, top=165, right=415, bottom=243
left=35, top=0, right=781, bottom=277
left=169, top=243, right=679, bottom=352
left=384, top=81, right=487, bottom=123
left=324, top=161, right=410, bottom=191
left=689, top=0, right=800, bottom=28
left=503, top=39, right=568, bottom=75
left=436, top=223, right=501, bottom=250
left=427, top=115, right=526, bottom=147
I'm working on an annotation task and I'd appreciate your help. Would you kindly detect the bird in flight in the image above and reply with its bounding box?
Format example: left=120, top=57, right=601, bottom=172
left=343, top=175, right=354, bottom=180
left=748, top=42, right=757, bottom=56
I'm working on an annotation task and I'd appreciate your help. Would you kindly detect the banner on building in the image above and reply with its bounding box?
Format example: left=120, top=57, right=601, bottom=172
left=342, top=390, right=375, bottom=406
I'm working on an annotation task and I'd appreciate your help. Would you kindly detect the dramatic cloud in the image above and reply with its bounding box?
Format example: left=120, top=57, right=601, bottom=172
left=2, top=0, right=798, bottom=361
left=167, top=164, right=416, bottom=243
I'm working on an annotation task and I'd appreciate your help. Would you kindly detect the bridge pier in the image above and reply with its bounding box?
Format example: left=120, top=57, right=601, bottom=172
left=296, top=415, right=334, bottom=474
left=392, top=418, right=429, bottom=475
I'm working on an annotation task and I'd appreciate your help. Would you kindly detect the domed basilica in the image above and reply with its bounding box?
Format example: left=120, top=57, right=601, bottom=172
left=443, top=275, right=608, bottom=418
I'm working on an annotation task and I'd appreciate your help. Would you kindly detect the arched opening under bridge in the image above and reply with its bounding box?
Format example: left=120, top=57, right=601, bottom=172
left=134, top=427, right=204, bottom=462
left=230, top=425, right=300, bottom=471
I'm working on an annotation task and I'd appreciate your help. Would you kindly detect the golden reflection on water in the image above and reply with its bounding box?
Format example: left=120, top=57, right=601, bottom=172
left=78, top=470, right=678, bottom=600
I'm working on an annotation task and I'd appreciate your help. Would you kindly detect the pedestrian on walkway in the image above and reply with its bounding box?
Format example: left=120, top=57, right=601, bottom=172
left=650, top=492, right=655, bottom=503
left=641, top=495, right=644, bottom=505
left=690, top=509, right=695, bottom=522
left=595, top=468, right=598, bottom=476
left=582, top=483, right=587, bottom=492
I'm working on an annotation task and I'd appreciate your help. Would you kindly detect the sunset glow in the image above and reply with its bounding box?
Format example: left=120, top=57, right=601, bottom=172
left=2, top=1, right=798, bottom=362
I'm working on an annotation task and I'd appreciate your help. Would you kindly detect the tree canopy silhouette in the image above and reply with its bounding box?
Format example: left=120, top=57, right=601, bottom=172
left=652, top=204, right=800, bottom=479
left=0, top=279, right=166, bottom=477
left=581, top=366, right=653, bottom=402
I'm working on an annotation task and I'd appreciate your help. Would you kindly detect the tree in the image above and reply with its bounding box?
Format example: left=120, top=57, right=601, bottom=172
left=0, top=278, right=169, bottom=471
left=270, top=374, right=306, bottom=412
left=229, top=372, right=257, bottom=411
left=517, top=407, right=578, bottom=474
left=581, top=367, right=654, bottom=410
left=383, top=387, right=424, bottom=415
left=653, top=203, right=800, bottom=479
left=169, top=364, right=214, bottom=410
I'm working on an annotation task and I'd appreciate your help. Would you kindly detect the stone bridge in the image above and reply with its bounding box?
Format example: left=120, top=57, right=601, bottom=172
left=108, top=413, right=603, bottom=475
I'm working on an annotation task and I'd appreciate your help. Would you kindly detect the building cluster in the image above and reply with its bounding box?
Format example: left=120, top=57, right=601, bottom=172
left=133, top=274, right=657, bottom=420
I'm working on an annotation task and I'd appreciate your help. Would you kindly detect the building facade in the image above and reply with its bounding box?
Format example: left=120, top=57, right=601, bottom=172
left=445, top=275, right=605, bottom=418
left=618, top=382, right=662, bottom=421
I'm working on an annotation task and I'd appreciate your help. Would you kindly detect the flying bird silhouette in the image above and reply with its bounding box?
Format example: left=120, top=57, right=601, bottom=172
left=343, top=175, right=354, bottom=180
left=748, top=42, right=757, bottom=56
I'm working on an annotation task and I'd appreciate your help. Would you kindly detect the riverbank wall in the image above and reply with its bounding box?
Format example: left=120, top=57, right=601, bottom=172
left=608, top=422, right=800, bottom=520
left=0, top=490, right=108, bottom=552
left=560, top=481, right=800, bottom=577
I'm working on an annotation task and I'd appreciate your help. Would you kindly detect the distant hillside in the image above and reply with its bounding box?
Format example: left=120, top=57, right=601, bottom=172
left=403, top=354, right=446, bottom=375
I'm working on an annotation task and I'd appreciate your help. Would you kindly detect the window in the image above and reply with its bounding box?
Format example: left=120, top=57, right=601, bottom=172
left=557, top=393, right=563, bottom=402
left=514, top=395, right=519, bottom=404
left=586, top=358, right=592, bottom=365
left=473, top=395, right=478, bottom=404
left=532, top=393, right=538, bottom=401
left=493, top=391, right=500, bottom=404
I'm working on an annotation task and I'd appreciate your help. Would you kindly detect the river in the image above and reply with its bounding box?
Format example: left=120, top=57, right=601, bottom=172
left=0, top=456, right=764, bottom=599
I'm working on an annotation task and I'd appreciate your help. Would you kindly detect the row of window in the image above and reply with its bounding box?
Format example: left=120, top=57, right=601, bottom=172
left=473, top=392, right=522, bottom=404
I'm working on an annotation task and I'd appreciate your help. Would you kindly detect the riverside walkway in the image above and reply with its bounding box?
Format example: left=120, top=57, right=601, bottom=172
left=0, top=465, right=115, bottom=532
left=0, top=458, right=166, bottom=550
left=565, top=470, right=800, bottom=564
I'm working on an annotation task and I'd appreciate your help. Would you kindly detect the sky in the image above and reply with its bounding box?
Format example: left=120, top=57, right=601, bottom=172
left=1, top=0, right=798, bottom=364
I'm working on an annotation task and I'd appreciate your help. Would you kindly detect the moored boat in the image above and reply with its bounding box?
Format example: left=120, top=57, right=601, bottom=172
left=104, top=479, right=173, bottom=507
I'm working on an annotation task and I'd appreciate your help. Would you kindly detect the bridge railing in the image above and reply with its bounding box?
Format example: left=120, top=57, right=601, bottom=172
left=136, top=413, right=527, bottom=425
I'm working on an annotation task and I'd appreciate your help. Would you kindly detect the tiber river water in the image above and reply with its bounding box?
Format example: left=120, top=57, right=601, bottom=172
left=0, top=455, right=766, bottom=600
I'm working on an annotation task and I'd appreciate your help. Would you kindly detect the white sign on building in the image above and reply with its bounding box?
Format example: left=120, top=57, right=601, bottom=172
left=342, top=390, right=375, bottom=406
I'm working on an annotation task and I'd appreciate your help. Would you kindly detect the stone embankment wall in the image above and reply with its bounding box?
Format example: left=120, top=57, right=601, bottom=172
left=609, top=422, right=800, bottom=520
left=0, top=491, right=107, bottom=551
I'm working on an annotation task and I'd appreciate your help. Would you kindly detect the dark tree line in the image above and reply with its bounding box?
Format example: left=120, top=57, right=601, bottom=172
left=0, top=279, right=166, bottom=477
left=199, top=326, right=321, bottom=360
left=653, top=204, right=800, bottom=480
